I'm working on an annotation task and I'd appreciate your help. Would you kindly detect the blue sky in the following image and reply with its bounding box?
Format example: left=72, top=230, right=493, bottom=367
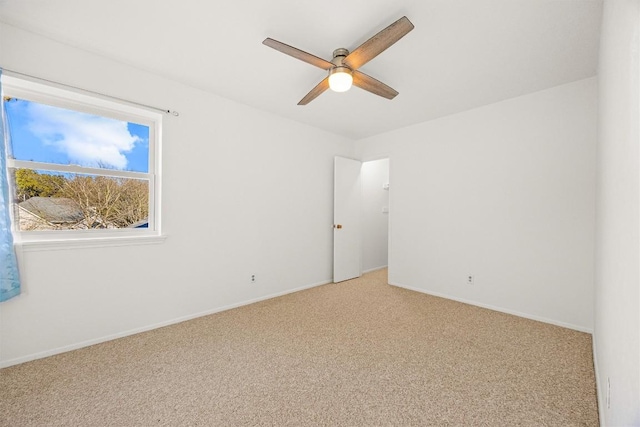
left=5, top=98, right=149, bottom=173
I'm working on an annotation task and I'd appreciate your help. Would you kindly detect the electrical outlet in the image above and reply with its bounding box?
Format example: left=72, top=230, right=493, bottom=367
left=251, top=274, right=256, bottom=283
left=467, top=275, right=474, bottom=285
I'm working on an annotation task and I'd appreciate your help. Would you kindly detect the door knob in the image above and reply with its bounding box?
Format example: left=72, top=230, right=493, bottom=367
left=334, top=224, right=343, bottom=229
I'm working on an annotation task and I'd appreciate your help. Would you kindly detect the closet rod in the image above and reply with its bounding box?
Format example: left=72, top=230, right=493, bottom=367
left=1, top=67, right=179, bottom=116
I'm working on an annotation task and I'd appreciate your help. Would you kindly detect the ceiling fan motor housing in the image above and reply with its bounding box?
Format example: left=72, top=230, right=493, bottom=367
left=329, top=48, right=353, bottom=90
left=332, top=48, right=350, bottom=68
left=329, top=65, right=352, bottom=76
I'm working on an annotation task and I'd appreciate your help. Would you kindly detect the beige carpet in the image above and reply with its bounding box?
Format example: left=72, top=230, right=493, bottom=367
left=0, top=269, right=598, bottom=426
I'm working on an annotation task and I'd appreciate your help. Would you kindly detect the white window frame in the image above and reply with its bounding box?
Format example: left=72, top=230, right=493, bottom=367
left=1, top=75, right=164, bottom=250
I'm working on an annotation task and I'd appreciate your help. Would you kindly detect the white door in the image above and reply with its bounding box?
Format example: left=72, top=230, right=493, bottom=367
left=334, top=156, right=362, bottom=282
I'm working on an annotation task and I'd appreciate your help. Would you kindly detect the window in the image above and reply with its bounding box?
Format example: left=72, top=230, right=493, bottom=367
left=1, top=76, right=162, bottom=246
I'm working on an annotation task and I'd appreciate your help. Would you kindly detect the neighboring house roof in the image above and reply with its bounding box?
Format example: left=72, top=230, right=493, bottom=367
left=127, top=219, right=148, bottom=228
left=18, top=197, right=84, bottom=224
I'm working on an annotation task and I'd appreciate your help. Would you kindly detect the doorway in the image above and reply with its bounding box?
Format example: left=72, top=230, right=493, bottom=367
left=360, top=158, right=390, bottom=273
left=333, top=157, right=389, bottom=283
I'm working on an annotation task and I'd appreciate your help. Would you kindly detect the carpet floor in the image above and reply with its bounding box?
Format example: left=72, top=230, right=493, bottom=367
left=0, top=269, right=598, bottom=426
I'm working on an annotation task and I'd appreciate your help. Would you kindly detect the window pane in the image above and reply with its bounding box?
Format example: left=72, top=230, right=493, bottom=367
left=5, top=98, right=150, bottom=172
left=13, top=169, right=149, bottom=231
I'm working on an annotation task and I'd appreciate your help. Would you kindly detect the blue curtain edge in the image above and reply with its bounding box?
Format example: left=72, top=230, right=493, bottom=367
left=0, top=285, right=21, bottom=302
left=1, top=68, right=23, bottom=303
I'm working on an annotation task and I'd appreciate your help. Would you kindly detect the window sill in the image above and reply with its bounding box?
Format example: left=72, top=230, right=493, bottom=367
left=17, top=234, right=167, bottom=252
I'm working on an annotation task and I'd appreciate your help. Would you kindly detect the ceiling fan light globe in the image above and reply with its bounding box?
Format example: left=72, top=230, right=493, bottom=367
left=328, top=68, right=353, bottom=92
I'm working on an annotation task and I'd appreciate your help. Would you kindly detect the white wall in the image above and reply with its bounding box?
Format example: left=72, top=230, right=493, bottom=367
left=0, top=23, right=353, bottom=366
left=361, top=159, right=389, bottom=272
left=355, top=78, right=597, bottom=332
left=594, top=1, right=640, bottom=425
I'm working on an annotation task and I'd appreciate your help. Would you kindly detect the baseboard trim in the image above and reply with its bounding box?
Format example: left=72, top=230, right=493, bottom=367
left=0, top=278, right=332, bottom=369
left=362, top=265, right=388, bottom=274
left=389, top=282, right=594, bottom=334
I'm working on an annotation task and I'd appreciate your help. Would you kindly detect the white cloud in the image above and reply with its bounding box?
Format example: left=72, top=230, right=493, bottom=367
left=26, top=102, right=140, bottom=170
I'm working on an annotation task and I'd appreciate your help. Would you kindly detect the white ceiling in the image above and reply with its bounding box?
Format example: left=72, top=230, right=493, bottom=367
left=0, top=0, right=602, bottom=140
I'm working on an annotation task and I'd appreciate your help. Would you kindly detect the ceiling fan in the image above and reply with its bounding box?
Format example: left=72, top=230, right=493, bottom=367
left=263, top=16, right=414, bottom=105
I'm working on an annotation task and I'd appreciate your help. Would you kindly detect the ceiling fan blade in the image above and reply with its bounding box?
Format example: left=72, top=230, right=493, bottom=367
left=352, top=71, right=398, bottom=100
left=298, top=77, right=330, bottom=105
left=343, top=16, right=414, bottom=70
left=263, top=38, right=333, bottom=70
